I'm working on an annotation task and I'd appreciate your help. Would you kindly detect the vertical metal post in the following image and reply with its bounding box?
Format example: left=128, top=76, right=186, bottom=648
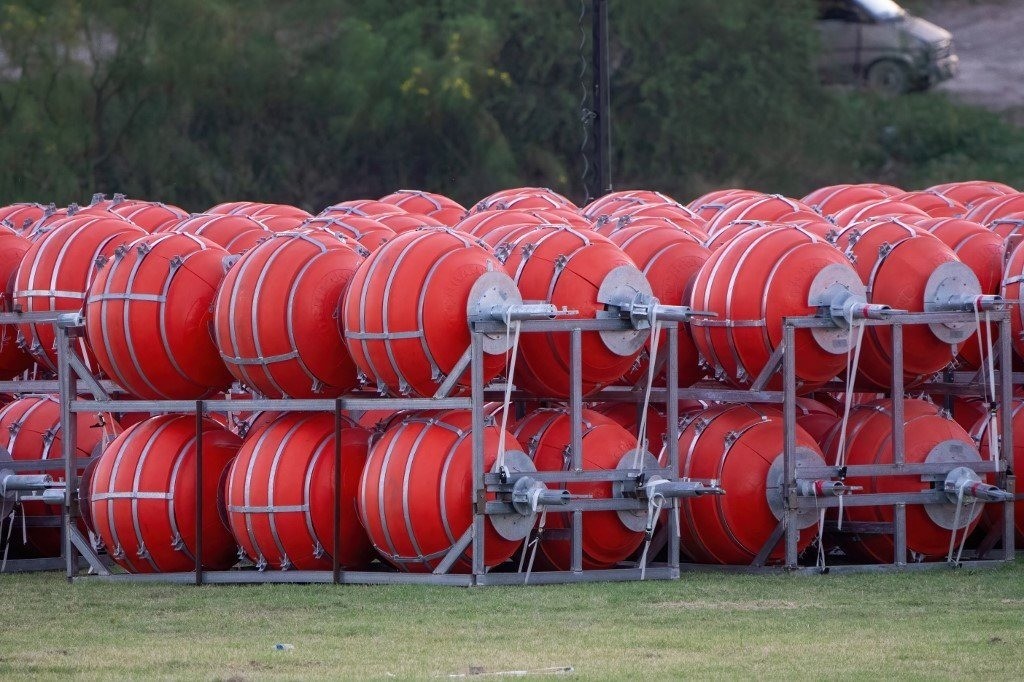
left=891, top=324, right=905, bottom=467
left=56, top=321, right=78, bottom=582
left=569, top=328, right=584, bottom=573
left=592, top=0, right=612, bottom=194
left=665, top=325, right=680, bottom=572
left=894, top=503, right=907, bottom=566
left=194, top=401, right=204, bottom=586
left=998, top=314, right=1015, bottom=560
left=332, top=398, right=343, bottom=585
left=470, top=329, right=486, bottom=580
left=782, top=322, right=799, bottom=568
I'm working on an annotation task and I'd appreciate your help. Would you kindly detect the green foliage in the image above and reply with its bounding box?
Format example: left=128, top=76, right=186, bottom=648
left=0, top=0, right=1020, bottom=211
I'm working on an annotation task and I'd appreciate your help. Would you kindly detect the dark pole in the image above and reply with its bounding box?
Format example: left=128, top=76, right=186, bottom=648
left=592, top=0, right=612, bottom=195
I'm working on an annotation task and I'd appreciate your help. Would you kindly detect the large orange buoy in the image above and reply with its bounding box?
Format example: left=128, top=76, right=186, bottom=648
left=963, top=193, right=1024, bottom=226
left=109, top=200, right=188, bottom=232
left=0, top=225, right=33, bottom=378
left=319, top=199, right=406, bottom=218
left=226, top=412, right=373, bottom=570
left=216, top=231, right=366, bottom=398
left=704, top=195, right=814, bottom=236
left=84, top=233, right=233, bottom=399
left=794, top=397, right=840, bottom=444
left=88, top=415, right=241, bottom=573
left=678, top=404, right=827, bottom=564
left=359, top=410, right=530, bottom=572
left=831, top=199, right=928, bottom=227
left=0, top=203, right=46, bottom=234
left=527, top=208, right=592, bottom=231
left=474, top=187, right=576, bottom=213
left=14, top=217, right=146, bottom=372
left=889, top=191, right=965, bottom=218
left=300, top=215, right=395, bottom=252
left=970, top=401, right=1024, bottom=544
left=607, top=202, right=704, bottom=231
left=915, top=217, right=1003, bottom=371
left=513, top=408, right=644, bottom=569
left=163, top=213, right=272, bottom=254
left=802, top=184, right=890, bottom=216
left=928, top=180, right=1015, bottom=208
left=690, top=225, right=873, bottom=389
left=342, top=228, right=508, bottom=397
left=379, top=189, right=466, bottom=226
left=453, top=210, right=547, bottom=240
left=0, top=395, right=115, bottom=555
left=1000, top=240, right=1024, bottom=361
left=582, top=190, right=679, bottom=220
left=687, top=189, right=761, bottom=220
left=837, top=219, right=985, bottom=389
left=608, top=224, right=709, bottom=387
left=590, top=402, right=668, bottom=463
left=823, top=399, right=993, bottom=562
left=374, top=211, right=444, bottom=234
left=499, top=225, right=651, bottom=397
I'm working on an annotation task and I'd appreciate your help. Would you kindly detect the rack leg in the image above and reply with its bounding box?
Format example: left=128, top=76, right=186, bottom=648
left=569, top=328, right=583, bottom=573
left=470, top=332, right=486, bottom=580
left=783, top=322, right=798, bottom=569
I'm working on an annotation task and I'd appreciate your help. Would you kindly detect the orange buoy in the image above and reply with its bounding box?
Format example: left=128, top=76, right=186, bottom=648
left=927, top=181, right=1015, bottom=208
left=889, top=191, right=965, bottom=218
left=89, top=415, right=241, bottom=573
left=342, top=228, right=509, bottom=397
left=0, top=226, right=33, bottom=378
left=583, top=190, right=679, bottom=220
left=608, top=224, right=709, bottom=387
left=14, top=217, right=146, bottom=372
left=0, top=395, right=114, bottom=555
left=678, top=404, right=826, bottom=564
left=802, top=184, right=890, bottom=216
left=474, top=187, right=576, bottom=213
left=216, top=230, right=366, bottom=398
left=705, top=195, right=814, bottom=236
left=963, top=193, right=1024, bottom=226
left=454, top=210, right=547, bottom=240
left=374, top=211, right=444, bottom=234
left=85, top=233, right=233, bottom=399
left=226, top=412, right=373, bottom=570
left=608, top=202, right=704, bottom=230
left=527, top=208, right=592, bottom=230
left=837, top=219, right=980, bottom=388
left=687, top=189, right=761, bottom=220
left=690, top=225, right=866, bottom=389
left=110, top=200, right=188, bottom=231
left=320, top=200, right=405, bottom=218
left=794, top=397, right=840, bottom=443
left=163, top=213, right=272, bottom=254
left=823, top=399, right=989, bottom=562
left=359, top=410, right=529, bottom=572
left=300, top=215, right=395, bottom=252
left=831, top=199, right=929, bottom=227
left=915, top=217, right=1003, bottom=371
left=1000, top=240, right=1024, bottom=362
left=513, top=408, right=644, bottom=569
left=0, top=203, right=46, bottom=234
left=970, top=401, right=1024, bottom=544
left=590, top=402, right=668, bottom=463
left=379, top=189, right=466, bottom=226
left=498, top=225, right=650, bottom=397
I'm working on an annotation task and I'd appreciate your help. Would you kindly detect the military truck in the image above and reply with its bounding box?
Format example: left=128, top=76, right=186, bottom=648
left=817, top=0, right=959, bottom=95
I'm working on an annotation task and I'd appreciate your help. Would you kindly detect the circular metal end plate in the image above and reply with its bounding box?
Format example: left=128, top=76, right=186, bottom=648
left=923, top=439, right=985, bottom=530
left=765, top=447, right=829, bottom=530
left=596, top=264, right=655, bottom=357
left=923, top=261, right=982, bottom=344
left=490, top=450, right=542, bottom=542
left=466, top=271, right=525, bottom=354
left=807, top=263, right=867, bottom=355
left=613, top=450, right=662, bottom=533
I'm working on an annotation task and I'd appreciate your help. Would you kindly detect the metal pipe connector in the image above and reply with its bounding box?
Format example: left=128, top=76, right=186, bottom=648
left=930, top=294, right=1004, bottom=313
left=0, top=471, right=53, bottom=496
left=644, top=477, right=725, bottom=500
left=511, top=477, right=570, bottom=514
left=948, top=479, right=1014, bottom=503
left=796, top=478, right=861, bottom=498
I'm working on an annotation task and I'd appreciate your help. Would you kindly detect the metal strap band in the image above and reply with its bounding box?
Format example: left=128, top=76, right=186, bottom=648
left=15, top=289, right=85, bottom=299
left=227, top=504, right=308, bottom=513
left=87, top=293, right=167, bottom=303
left=344, top=330, right=424, bottom=340
left=92, top=491, right=173, bottom=501
left=690, top=318, right=766, bottom=328
left=221, top=351, right=300, bottom=365
left=1002, top=275, right=1024, bottom=286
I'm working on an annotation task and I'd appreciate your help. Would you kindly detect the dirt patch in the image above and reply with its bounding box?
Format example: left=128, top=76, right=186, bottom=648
left=919, top=0, right=1024, bottom=124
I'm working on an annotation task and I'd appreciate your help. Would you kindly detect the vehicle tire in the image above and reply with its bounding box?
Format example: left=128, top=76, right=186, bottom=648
left=866, top=60, right=911, bottom=96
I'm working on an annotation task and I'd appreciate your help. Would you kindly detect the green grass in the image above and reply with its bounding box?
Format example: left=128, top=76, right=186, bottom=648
left=2, top=564, right=1024, bottom=680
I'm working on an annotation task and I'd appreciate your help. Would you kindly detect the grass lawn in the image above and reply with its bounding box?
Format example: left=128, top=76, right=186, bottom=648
left=2, top=563, right=1023, bottom=680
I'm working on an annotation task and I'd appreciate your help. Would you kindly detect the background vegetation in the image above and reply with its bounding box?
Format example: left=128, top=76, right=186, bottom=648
left=0, top=0, right=1021, bottom=212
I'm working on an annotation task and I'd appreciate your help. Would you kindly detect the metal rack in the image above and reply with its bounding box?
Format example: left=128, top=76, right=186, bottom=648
left=3, top=308, right=1017, bottom=583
